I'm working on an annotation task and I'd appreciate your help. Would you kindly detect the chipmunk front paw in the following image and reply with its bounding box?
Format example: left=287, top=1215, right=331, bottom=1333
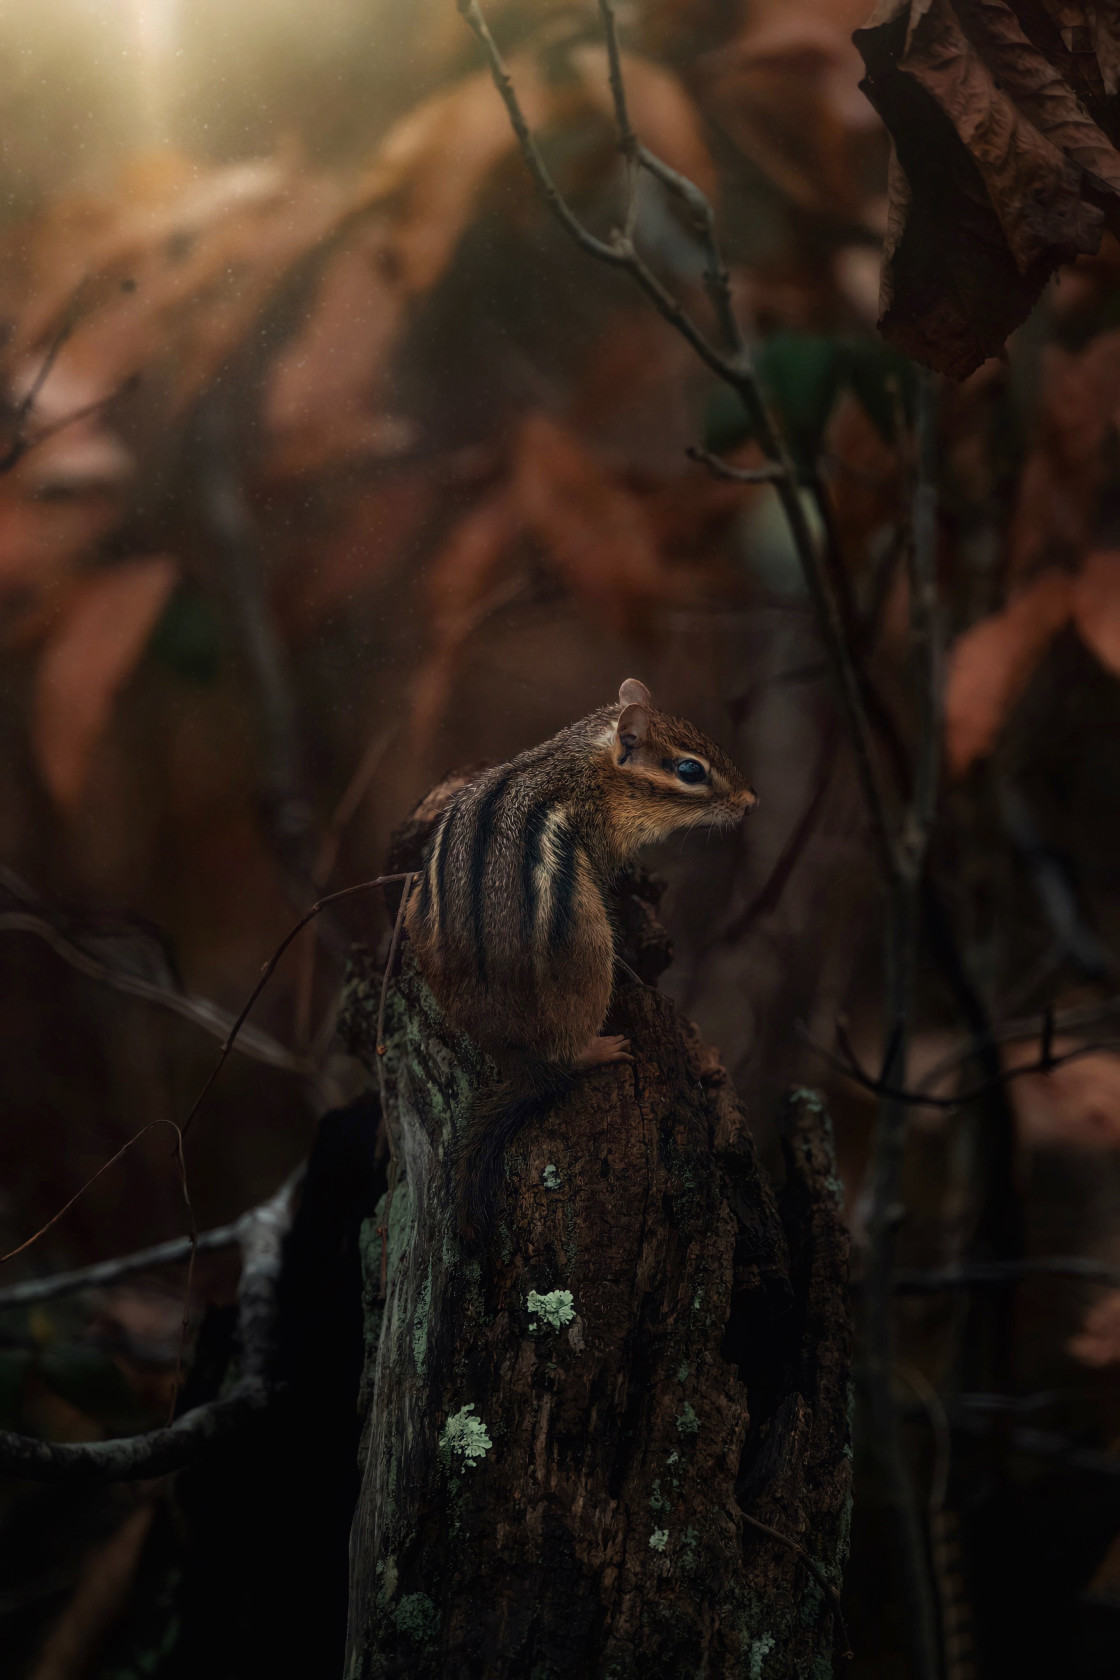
left=575, top=1033, right=633, bottom=1069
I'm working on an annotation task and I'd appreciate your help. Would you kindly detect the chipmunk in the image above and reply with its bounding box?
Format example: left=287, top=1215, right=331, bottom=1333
left=406, top=679, right=757, bottom=1236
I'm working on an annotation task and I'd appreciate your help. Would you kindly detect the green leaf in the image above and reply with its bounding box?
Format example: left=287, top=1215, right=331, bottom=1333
left=754, top=333, right=843, bottom=469
left=150, top=587, right=223, bottom=684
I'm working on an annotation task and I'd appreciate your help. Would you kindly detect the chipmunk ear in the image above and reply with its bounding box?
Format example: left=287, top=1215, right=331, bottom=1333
left=619, top=678, right=651, bottom=707
left=617, top=701, right=649, bottom=755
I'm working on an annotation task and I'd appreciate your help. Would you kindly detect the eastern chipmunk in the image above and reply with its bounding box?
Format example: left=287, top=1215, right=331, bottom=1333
left=406, top=679, right=758, bottom=1235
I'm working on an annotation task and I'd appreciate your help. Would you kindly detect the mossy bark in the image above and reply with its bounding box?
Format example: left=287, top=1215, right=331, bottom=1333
left=340, top=796, right=851, bottom=1680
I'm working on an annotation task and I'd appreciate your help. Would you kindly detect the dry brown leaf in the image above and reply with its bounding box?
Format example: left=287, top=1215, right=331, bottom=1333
left=1068, top=1288, right=1120, bottom=1367
left=1072, top=547, right=1120, bottom=676
left=856, top=0, right=1120, bottom=376
left=512, top=412, right=689, bottom=628
left=33, top=556, right=179, bottom=811
left=1008, top=331, right=1120, bottom=577
left=29, top=1502, right=155, bottom=1680
left=1009, top=1042, right=1120, bottom=1148
left=944, top=568, right=1073, bottom=775
left=408, top=486, right=520, bottom=760
left=704, top=0, right=883, bottom=222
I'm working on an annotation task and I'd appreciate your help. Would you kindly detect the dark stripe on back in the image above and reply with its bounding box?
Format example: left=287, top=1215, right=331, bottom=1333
left=548, top=820, right=580, bottom=954
left=468, top=769, right=515, bottom=983
left=432, top=802, right=458, bottom=931
left=413, top=863, right=433, bottom=929
left=521, top=800, right=552, bottom=943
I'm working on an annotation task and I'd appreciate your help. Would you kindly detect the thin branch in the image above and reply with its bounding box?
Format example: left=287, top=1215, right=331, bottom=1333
left=915, top=993, right=1120, bottom=1094
left=0, top=1378, right=266, bottom=1482
left=179, top=873, right=409, bottom=1140
left=720, top=719, right=836, bottom=944
left=0, top=906, right=309, bottom=1077
left=801, top=1023, right=1120, bottom=1110
left=0, top=281, right=89, bottom=474
left=0, top=1119, right=189, bottom=1268
left=0, top=1220, right=245, bottom=1310
left=741, top=1511, right=852, bottom=1662
left=0, top=1168, right=299, bottom=1482
left=686, top=446, right=785, bottom=484
left=0, top=376, right=139, bottom=476
left=196, top=399, right=322, bottom=911
left=456, top=2, right=623, bottom=268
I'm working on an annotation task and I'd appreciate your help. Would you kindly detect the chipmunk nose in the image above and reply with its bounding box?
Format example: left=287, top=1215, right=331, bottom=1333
left=740, top=786, right=759, bottom=812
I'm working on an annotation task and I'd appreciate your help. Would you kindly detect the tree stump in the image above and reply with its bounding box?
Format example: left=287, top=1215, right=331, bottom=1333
left=340, top=783, right=851, bottom=1680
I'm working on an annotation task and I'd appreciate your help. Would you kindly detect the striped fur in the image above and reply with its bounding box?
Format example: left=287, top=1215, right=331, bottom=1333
left=404, top=682, right=757, bottom=1233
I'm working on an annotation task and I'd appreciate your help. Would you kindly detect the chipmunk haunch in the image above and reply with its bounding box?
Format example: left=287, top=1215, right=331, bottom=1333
left=405, top=679, right=757, bottom=1236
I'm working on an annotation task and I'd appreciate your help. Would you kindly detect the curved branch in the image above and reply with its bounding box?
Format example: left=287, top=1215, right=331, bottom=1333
left=0, top=1378, right=267, bottom=1483
left=0, top=1168, right=301, bottom=1481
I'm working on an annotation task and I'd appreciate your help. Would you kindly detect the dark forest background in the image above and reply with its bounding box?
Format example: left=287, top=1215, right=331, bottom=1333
left=3, top=1, right=1120, bottom=1676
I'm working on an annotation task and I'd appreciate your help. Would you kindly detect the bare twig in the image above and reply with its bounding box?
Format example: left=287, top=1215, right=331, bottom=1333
left=741, top=1511, right=852, bottom=1662
left=914, top=994, right=1120, bottom=1093
left=0, top=1220, right=246, bottom=1310
left=0, top=375, right=139, bottom=476
left=801, top=1022, right=1120, bottom=1110
left=685, top=446, right=785, bottom=484
left=0, top=282, right=90, bottom=474
left=0, top=882, right=309, bottom=1077
left=0, top=1119, right=190, bottom=1269
left=196, top=400, right=319, bottom=894
left=0, top=1168, right=299, bottom=1482
left=179, top=873, right=409, bottom=1140
left=720, top=719, right=837, bottom=944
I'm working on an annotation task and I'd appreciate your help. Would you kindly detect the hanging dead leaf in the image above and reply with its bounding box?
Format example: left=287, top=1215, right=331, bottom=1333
left=33, top=556, right=180, bottom=811
left=944, top=569, right=1073, bottom=775
left=855, top=0, right=1120, bottom=376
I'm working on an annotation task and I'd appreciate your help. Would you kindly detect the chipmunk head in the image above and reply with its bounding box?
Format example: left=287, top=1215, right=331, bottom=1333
left=604, top=678, right=758, bottom=853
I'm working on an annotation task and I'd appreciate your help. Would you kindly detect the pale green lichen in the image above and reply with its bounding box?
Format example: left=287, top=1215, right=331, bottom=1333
left=749, top=1633, right=775, bottom=1679
left=527, top=1289, right=575, bottom=1331
left=542, top=1164, right=562, bottom=1190
left=394, top=1592, right=438, bottom=1643
left=439, top=1404, right=492, bottom=1469
left=648, top=1479, right=670, bottom=1514
left=649, top=1528, right=669, bottom=1553
left=692, top=1288, right=703, bottom=1310
left=675, top=1403, right=700, bottom=1438
left=676, top=1362, right=689, bottom=1384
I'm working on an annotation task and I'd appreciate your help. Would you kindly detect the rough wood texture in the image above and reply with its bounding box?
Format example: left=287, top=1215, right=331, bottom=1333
left=340, top=789, right=851, bottom=1680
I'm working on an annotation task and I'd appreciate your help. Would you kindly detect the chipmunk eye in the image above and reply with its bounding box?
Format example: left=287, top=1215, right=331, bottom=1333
left=676, top=759, right=707, bottom=785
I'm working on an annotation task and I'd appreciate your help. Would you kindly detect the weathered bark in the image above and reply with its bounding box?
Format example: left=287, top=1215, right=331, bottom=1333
left=340, top=790, right=851, bottom=1680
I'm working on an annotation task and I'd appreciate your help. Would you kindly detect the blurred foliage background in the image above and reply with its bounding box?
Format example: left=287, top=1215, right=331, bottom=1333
left=3, top=0, right=1120, bottom=1676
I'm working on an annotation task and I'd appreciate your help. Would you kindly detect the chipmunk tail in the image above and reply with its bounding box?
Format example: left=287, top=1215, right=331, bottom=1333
left=453, top=1054, right=574, bottom=1244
